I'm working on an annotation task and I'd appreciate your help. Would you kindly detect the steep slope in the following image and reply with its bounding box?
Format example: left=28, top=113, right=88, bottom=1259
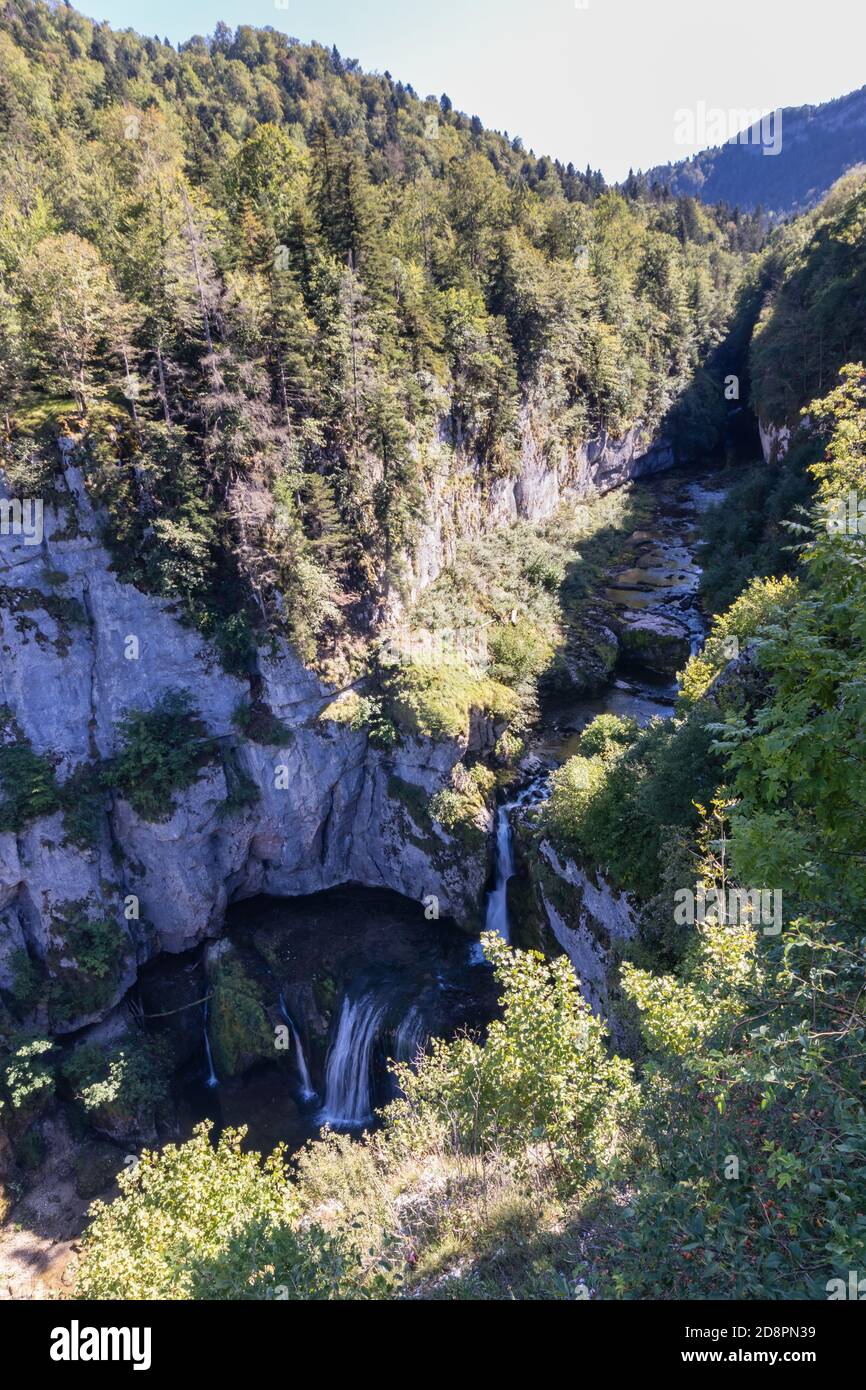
left=642, top=85, right=866, bottom=217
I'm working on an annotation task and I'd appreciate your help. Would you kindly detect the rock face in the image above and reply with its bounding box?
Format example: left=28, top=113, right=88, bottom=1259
left=531, top=841, right=639, bottom=1050
left=759, top=414, right=812, bottom=465
left=614, top=610, right=692, bottom=674
left=411, top=411, right=674, bottom=596
left=0, top=463, right=495, bottom=1032
left=0, top=412, right=674, bottom=1035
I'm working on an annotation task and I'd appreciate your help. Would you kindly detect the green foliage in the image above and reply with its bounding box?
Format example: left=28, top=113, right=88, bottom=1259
left=4, top=949, right=43, bottom=1014
left=575, top=712, right=638, bottom=759
left=58, top=761, right=106, bottom=848
left=0, top=716, right=60, bottom=832
left=587, top=366, right=866, bottom=1298
left=384, top=658, right=518, bottom=742
left=208, top=954, right=274, bottom=1079
left=717, top=367, right=866, bottom=920
left=606, top=907, right=865, bottom=1298
left=111, top=689, right=215, bottom=821
left=750, top=172, right=866, bottom=426
left=679, top=574, right=799, bottom=704
left=544, top=709, right=721, bottom=899
left=0, top=1035, right=55, bottom=1117
left=390, top=934, right=636, bottom=1174
left=0, top=1, right=756, bottom=678
left=77, top=1123, right=366, bottom=1300
left=697, top=440, right=817, bottom=614
left=318, top=691, right=398, bottom=748
left=487, top=618, right=555, bottom=687
left=62, top=1039, right=168, bottom=1135
left=428, top=764, right=495, bottom=849
left=47, top=911, right=128, bottom=1027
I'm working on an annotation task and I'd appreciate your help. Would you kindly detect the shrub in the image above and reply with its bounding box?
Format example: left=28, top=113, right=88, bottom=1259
left=208, top=955, right=274, bottom=1078
left=679, top=575, right=799, bottom=705
left=47, top=912, right=128, bottom=1026
left=0, top=1035, right=55, bottom=1119
left=62, top=1039, right=168, bottom=1136
left=111, top=689, right=216, bottom=821
left=385, top=658, right=518, bottom=742
left=487, top=618, right=555, bottom=686
left=389, top=934, right=636, bottom=1175
left=5, top=949, right=44, bottom=1015
left=77, top=1123, right=363, bottom=1300
left=0, top=719, right=60, bottom=832
left=543, top=709, right=721, bottom=900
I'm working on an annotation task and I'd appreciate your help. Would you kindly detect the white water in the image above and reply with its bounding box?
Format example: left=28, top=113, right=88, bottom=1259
left=472, top=782, right=548, bottom=963
left=279, top=993, right=317, bottom=1102
left=203, top=999, right=219, bottom=1088
left=393, top=1005, right=428, bottom=1067
left=318, top=994, right=385, bottom=1128
left=485, top=802, right=516, bottom=943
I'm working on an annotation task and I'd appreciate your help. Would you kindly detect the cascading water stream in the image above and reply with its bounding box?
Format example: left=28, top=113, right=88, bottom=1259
left=203, top=998, right=219, bottom=1089
left=318, top=994, right=385, bottom=1128
left=485, top=802, right=516, bottom=943
left=393, top=1005, right=428, bottom=1067
left=473, top=781, right=548, bottom=962
left=279, top=993, right=317, bottom=1102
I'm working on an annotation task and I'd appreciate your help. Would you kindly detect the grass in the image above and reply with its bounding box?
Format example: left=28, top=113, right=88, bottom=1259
left=293, top=1128, right=620, bottom=1300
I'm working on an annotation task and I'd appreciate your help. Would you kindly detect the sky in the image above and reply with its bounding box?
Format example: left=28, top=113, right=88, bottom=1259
left=83, top=0, right=866, bottom=181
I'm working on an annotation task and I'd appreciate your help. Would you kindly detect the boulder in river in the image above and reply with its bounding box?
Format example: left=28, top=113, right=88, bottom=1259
left=614, top=610, right=692, bottom=675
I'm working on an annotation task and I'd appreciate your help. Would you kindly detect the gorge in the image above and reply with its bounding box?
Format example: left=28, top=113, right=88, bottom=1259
left=0, top=1, right=864, bottom=1306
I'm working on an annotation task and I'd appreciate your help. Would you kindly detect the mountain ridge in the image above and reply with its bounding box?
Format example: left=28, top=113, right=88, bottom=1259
left=639, top=82, right=866, bottom=216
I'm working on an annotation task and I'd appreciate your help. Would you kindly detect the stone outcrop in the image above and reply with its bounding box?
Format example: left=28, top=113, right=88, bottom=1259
left=524, top=839, right=639, bottom=1051
left=614, top=609, right=692, bottom=674
left=759, top=419, right=792, bottom=464
left=0, top=462, right=493, bottom=1032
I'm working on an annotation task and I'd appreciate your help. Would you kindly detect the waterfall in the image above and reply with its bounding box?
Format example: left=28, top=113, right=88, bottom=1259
left=473, top=780, right=549, bottom=963
left=203, top=998, right=218, bottom=1089
left=278, top=993, right=317, bottom=1102
left=393, top=1005, right=427, bottom=1068
left=318, top=994, right=385, bottom=1128
left=485, top=801, right=516, bottom=943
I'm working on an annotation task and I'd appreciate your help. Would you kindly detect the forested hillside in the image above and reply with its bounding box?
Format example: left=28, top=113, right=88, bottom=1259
left=0, top=0, right=761, bottom=669
left=642, top=84, right=866, bottom=217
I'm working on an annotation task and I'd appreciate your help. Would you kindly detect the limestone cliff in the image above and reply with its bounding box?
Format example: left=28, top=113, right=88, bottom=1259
left=0, top=414, right=673, bottom=1035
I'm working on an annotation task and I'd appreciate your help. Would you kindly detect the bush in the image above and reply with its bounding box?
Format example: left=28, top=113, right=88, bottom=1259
left=488, top=618, right=555, bottom=687
left=389, top=934, right=636, bottom=1175
left=5, top=949, right=44, bottom=1015
left=543, top=709, right=721, bottom=900
left=78, top=1123, right=364, bottom=1300
left=62, top=1039, right=168, bottom=1137
left=47, top=912, right=128, bottom=1026
left=679, top=575, right=799, bottom=705
left=59, top=761, right=106, bottom=848
left=385, top=658, right=518, bottom=742
left=0, top=1036, right=55, bottom=1120
left=0, top=718, right=60, bottom=832
left=208, top=955, right=274, bottom=1078
left=111, top=690, right=216, bottom=821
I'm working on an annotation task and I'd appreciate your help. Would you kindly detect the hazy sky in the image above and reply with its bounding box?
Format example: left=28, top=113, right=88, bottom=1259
left=84, top=0, right=866, bottom=181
